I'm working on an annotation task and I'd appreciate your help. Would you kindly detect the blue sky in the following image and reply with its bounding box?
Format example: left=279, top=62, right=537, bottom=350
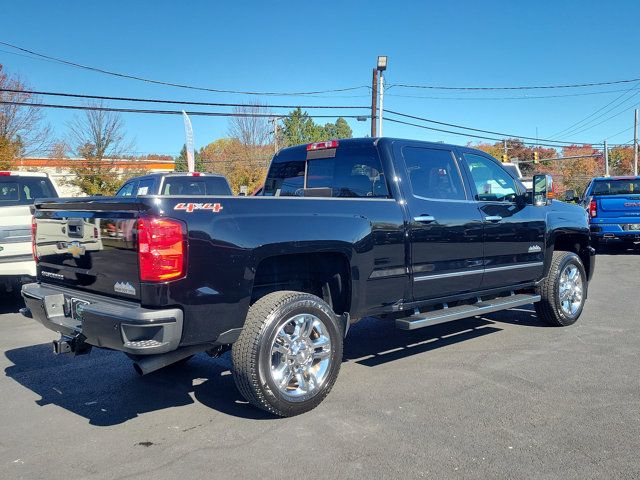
left=2, top=0, right=640, bottom=156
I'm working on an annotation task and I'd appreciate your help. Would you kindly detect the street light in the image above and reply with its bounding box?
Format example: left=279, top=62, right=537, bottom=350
left=377, top=56, right=388, bottom=71
left=376, top=56, right=388, bottom=135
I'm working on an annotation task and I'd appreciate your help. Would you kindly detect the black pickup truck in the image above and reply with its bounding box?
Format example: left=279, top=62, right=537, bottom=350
left=21, top=138, right=595, bottom=417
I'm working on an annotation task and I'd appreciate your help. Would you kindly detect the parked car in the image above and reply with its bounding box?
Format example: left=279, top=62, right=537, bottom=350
left=115, top=172, right=232, bottom=197
left=578, top=176, right=640, bottom=250
left=0, top=171, right=58, bottom=293
left=22, top=138, right=595, bottom=416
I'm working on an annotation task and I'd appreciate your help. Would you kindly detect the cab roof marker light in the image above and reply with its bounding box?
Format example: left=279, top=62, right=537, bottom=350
left=307, top=140, right=339, bottom=151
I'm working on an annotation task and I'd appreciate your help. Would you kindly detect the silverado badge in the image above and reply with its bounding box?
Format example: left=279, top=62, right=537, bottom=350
left=528, top=245, right=542, bottom=253
left=67, top=241, right=86, bottom=258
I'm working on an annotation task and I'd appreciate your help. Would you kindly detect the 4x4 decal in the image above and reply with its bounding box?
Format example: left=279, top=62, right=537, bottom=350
left=174, top=202, right=223, bottom=213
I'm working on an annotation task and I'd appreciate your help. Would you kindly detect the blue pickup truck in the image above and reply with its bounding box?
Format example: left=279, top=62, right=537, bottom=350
left=582, top=176, right=640, bottom=250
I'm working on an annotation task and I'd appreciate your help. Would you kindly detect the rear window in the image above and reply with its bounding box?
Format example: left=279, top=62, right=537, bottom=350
left=592, top=179, right=640, bottom=196
left=0, top=176, right=57, bottom=206
left=262, top=144, right=389, bottom=198
left=162, top=176, right=232, bottom=196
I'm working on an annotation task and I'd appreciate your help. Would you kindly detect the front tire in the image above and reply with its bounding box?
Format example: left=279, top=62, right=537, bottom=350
left=535, top=251, right=587, bottom=326
left=232, top=291, right=343, bottom=417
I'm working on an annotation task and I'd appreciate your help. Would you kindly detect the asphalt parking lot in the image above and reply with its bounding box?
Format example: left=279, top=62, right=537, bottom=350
left=1, top=253, right=639, bottom=480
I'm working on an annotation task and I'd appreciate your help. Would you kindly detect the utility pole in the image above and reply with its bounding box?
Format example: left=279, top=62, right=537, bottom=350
left=271, top=117, right=281, bottom=154
left=376, top=56, right=388, bottom=137
left=604, top=140, right=609, bottom=177
left=634, top=108, right=638, bottom=176
left=379, top=73, right=385, bottom=136
left=371, top=68, right=378, bottom=137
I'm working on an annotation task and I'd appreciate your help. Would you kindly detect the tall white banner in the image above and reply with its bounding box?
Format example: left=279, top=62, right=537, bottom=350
left=182, top=110, right=195, bottom=172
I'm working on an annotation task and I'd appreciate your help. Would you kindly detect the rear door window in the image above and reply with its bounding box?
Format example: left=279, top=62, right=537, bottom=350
left=0, top=177, right=56, bottom=206
left=402, top=147, right=466, bottom=201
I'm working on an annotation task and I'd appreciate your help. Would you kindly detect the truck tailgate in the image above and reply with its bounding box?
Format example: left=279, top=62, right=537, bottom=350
left=597, top=195, right=640, bottom=217
left=34, top=198, right=143, bottom=300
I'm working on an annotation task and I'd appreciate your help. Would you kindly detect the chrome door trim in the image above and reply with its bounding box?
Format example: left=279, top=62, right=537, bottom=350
left=413, top=262, right=543, bottom=282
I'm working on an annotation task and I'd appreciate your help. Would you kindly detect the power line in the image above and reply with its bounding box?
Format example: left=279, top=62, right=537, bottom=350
left=389, top=77, right=640, bottom=91
left=0, top=100, right=367, bottom=119
left=383, top=115, right=626, bottom=148
left=547, top=82, right=640, bottom=139
left=384, top=87, right=640, bottom=101
left=0, top=40, right=370, bottom=97
left=0, top=88, right=369, bottom=110
left=384, top=109, right=595, bottom=145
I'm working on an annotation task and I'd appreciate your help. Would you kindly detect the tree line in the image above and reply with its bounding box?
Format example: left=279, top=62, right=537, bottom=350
left=0, top=64, right=353, bottom=195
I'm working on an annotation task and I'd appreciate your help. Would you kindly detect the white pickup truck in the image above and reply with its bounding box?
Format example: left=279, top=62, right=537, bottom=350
left=1, top=171, right=59, bottom=293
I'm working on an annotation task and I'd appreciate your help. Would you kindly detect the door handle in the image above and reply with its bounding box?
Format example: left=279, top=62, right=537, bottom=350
left=484, top=215, right=503, bottom=222
left=414, top=215, right=436, bottom=223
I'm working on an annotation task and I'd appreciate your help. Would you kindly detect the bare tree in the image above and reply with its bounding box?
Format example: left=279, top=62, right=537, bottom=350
left=227, top=102, right=273, bottom=149
left=68, top=101, right=134, bottom=159
left=0, top=65, right=51, bottom=162
left=66, top=102, right=136, bottom=195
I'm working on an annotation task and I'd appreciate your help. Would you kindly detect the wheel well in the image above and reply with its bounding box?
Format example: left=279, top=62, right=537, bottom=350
left=251, top=253, right=351, bottom=315
left=553, top=233, right=591, bottom=273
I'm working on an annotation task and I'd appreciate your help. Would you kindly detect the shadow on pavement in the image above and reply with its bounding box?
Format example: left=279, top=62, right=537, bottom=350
left=4, top=305, right=540, bottom=424
left=0, top=291, right=25, bottom=315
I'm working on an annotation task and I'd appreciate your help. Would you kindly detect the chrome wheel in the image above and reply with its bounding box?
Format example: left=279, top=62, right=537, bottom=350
left=558, top=263, right=583, bottom=317
left=269, top=313, right=332, bottom=399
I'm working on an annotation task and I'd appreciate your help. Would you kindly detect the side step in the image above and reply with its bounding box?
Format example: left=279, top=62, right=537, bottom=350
left=395, top=293, right=540, bottom=331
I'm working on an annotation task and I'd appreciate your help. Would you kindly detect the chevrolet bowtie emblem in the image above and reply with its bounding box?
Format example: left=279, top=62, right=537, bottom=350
left=67, top=241, right=86, bottom=258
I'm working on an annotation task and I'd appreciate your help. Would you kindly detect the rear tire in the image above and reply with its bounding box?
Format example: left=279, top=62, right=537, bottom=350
left=232, top=291, right=343, bottom=417
left=535, top=251, right=587, bottom=326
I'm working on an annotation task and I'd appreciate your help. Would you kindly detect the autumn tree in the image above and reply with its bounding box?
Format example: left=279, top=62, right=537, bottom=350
left=553, top=145, right=604, bottom=195
left=0, top=64, right=51, bottom=168
left=66, top=102, right=135, bottom=196
left=199, top=138, right=268, bottom=194
left=608, top=146, right=634, bottom=176
left=473, top=139, right=557, bottom=176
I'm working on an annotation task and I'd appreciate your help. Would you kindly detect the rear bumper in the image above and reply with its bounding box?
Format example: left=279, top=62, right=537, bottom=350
left=0, top=258, right=36, bottom=277
left=590, top=221, right=640, bottom=245
left=21, top=282, right=183, bottom=355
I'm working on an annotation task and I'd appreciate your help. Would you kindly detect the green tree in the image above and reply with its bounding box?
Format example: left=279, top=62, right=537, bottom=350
left=279, top=108, right=353, bottom=147
left=174, top=144, right=205, bottom=172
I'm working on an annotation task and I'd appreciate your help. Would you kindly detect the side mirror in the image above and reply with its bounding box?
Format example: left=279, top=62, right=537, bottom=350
left=533, top=174, right=553, bottom=206
left=564, top=189, right=576, bottom=203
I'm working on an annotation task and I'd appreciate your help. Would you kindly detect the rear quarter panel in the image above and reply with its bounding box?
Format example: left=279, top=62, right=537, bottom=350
left=142, top=196, right=407, bottom=345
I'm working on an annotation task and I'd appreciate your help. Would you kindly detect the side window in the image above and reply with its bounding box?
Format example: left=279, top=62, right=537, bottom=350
left=263, top=161, right=305, bottom=196
left=464, top=154, right=518, bottom=202
left=136, top=178, right=155, bottom=195
left=402, top=146, right=466, bottom=200
left=116, top=181, right=138, bottom=197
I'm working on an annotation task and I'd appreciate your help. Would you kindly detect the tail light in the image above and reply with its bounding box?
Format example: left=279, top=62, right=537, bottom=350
left=31, top=216, right=38, bottom=263
left=589, top=199, right=597, bottom=218
left=137, top=217, right=187, bottom=282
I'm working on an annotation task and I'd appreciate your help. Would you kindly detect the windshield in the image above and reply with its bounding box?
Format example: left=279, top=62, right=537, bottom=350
left=0, top=176, right=57, bottom=206
left=592, top=179, right=640, bottom=196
